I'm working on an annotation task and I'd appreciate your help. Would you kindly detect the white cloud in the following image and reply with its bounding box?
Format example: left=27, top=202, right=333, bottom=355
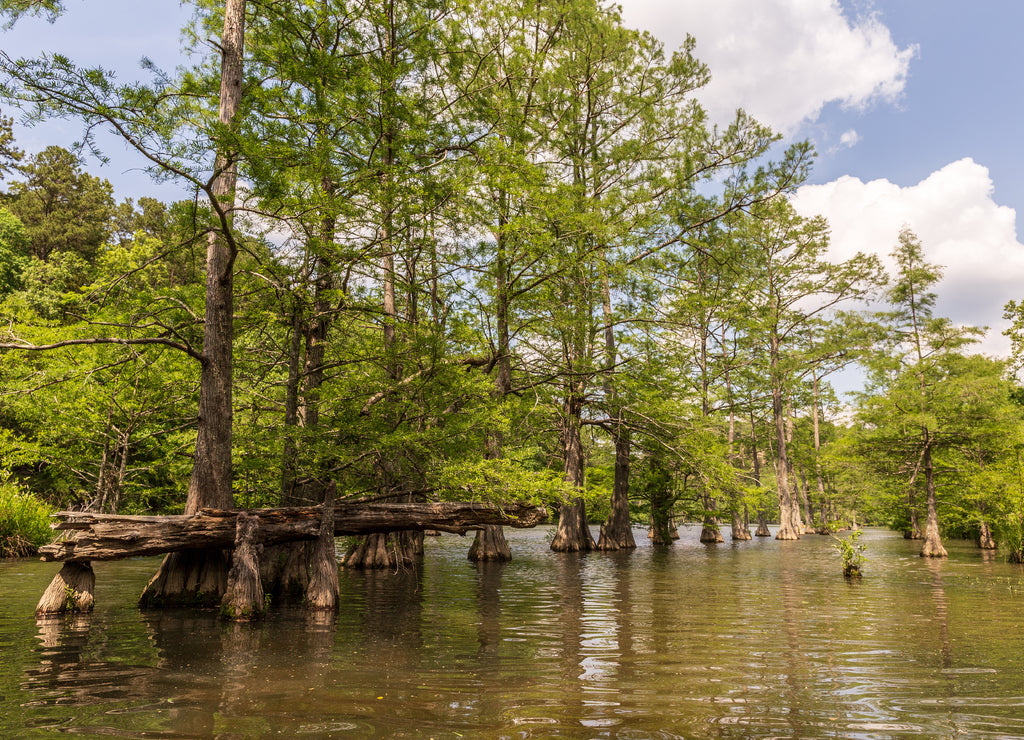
left=618, top=0, right=917, bottom=134
left=838, top=129, right=861, bottom=149
left=791, top=158, right=1023, bottom=357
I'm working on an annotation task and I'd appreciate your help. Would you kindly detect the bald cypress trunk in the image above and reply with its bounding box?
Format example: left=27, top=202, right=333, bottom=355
left=920, top=439, right=947, bottom=558
left=36, top=562, right=95, bottom=615
left=551, top=394, right=596, bottom=552
left=699, top=493, right=724, bottom=543
left=470, top=227, right=513, bottom=562
left=596, top=263, right=635, bottom=552
left=141, top=0, right=245, bottom=608
left=597, top=428, right=636, bottom=550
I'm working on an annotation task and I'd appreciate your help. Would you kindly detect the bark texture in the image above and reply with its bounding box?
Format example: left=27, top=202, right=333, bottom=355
left=146, top=0, right=246, bottom=607
left=304, top=487, right=339, bottom=611
left=731, top=511, right=752, bottom=541
left=754, top=514, right=772, bottom=537
left=699, top=494, right=723, bottom=543
left=551, top=395, right=596, bottom=553
left=36, top=562, right=95, bottom=615
left=551, top=498, right=596, bottom=552
left=220, top=512, right=265, bottom=620
left=920, top=444, right=947, bottom=558
left=596, top=432, right=636, bottom=551
left=469, top=524, right=512, bottom=561
left=343, top=531, right=416, bottom=570
left=700, top=521, right=724, bottom=543
left=140, top=550, right=230, bottom=608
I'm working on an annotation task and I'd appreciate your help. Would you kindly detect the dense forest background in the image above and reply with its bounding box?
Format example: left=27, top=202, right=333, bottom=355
left=3, top=0, right=1024, bottom=563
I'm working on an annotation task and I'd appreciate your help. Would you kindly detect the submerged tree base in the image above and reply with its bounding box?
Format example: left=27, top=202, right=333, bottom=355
left=36, top=562, right=95, bottom=615
left=700, top=524, right=724, bottom=543
left=220, top=512, right=265, bottom=621
left=139, top=549, right=230, bottom=609
left=551, top=499, right=596, bottom=552
left=468, top=525, right=512, bottom=561
left=343, top=531, right=423, bottom=569
left=597, top=516, right=637, bottom=551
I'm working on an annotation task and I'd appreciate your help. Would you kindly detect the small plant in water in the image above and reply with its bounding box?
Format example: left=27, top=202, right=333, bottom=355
left=833, top=530, right=866, bottom=578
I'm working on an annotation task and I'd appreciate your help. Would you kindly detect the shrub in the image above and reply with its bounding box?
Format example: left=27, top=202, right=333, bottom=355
left=832, top=529, right=866, bottom=578
left=0, top=476, right=54, bottom=558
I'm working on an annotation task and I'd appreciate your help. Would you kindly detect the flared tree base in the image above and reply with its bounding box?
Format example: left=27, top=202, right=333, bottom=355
left=139, top=549, right=230, bottom=609
left=37, top=562, right=95, bottom=615
left=468, top=525, right=512, bottom=562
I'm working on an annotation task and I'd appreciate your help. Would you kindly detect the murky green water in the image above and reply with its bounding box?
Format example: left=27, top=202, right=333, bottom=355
left=3, top=527, right=1024, bottom=738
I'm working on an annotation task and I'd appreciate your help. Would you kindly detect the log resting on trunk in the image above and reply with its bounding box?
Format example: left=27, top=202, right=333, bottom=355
left=39, top=502, right=548, bottom=563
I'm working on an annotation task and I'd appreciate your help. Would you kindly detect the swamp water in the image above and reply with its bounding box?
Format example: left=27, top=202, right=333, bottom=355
left=2, top=526, right=1024, bottom=739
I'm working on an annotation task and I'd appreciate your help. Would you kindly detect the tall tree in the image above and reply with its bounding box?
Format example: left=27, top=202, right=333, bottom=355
left=141, top=0, right=247, bottom=604
left=6, top=145, right=113, bottom=261
left=859, top=227, right=983, bottom=558
left=735, top=200, right=883, bottom=540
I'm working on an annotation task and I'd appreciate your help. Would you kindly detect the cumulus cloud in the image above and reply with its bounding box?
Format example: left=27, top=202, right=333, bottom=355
left=618, top=0, right=917, bottom=135
left=791, top=159, right=1024, bottom=357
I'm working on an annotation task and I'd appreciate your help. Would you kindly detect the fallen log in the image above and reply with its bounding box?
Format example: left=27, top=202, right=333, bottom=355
left=38, top=501, right=547, bottom=563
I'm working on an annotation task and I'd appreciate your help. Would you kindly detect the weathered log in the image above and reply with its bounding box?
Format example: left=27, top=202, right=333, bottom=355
left=39, top=502, right=547, bottom=563
left=36, top=562, right=95, bottom=615
left=220, top=512, right=265, bottom=620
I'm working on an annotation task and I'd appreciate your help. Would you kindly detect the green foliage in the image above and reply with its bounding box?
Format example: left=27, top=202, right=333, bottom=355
left=0, top=470, right=53, bottom=557
left=429, top=456, right=575, bottom=510
left=832, top=530, right=866, bottom=577
left=6, top=146, right=115, bottom=262
left=0, top=207, right=27, bottom=294
left=0, top=108, right=23, bottom=175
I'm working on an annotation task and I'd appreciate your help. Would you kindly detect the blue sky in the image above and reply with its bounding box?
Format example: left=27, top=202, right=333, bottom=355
left=808, top=1, right=1024, bottom=213
left=3, top=0, right=1023, bottom=370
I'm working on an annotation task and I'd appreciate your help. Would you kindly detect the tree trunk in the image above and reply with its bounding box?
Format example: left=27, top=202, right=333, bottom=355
left=978, top=520, right=996, bottom=550
left=754, top=511, right=772, bottom=537
left=920, top=440, right=947, bottom=558
left=262, top=485, right=320, bottom=603
left=305, top=485, right=339, bottom=611
left=468, top=525, right=512, bottom=561
left=45, top=502, right=546, bottom=563
left=344, top=490, right=426, bottom=569
left=552, top=498, right=595, bottom=552
left=749, top=414, right=772, bottom=536
left=36, top=562, right=95, bottom=615
left=728, top=408, right=751, bottom=541
left=797, top=467, right=816, bottom=533
left=220, top=512, right=265, bottom=620
left=906, top=490, right=924, bottom=539
left=731, top=510, right=752, bottom=541
left=280, top=301, right=302, bottom=500
left=597, top=428, right=636, bottom=551
left=699, top=493, right=724, bottom=543
left=551, top=397, right=596, bottom=552
left=143, top=0, right=245, bottom=607
left=596, top=259, right=635, bottom=552
left=470, top=245, right=514, bottom=562
left=771, top=349, right=800, bottom=541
